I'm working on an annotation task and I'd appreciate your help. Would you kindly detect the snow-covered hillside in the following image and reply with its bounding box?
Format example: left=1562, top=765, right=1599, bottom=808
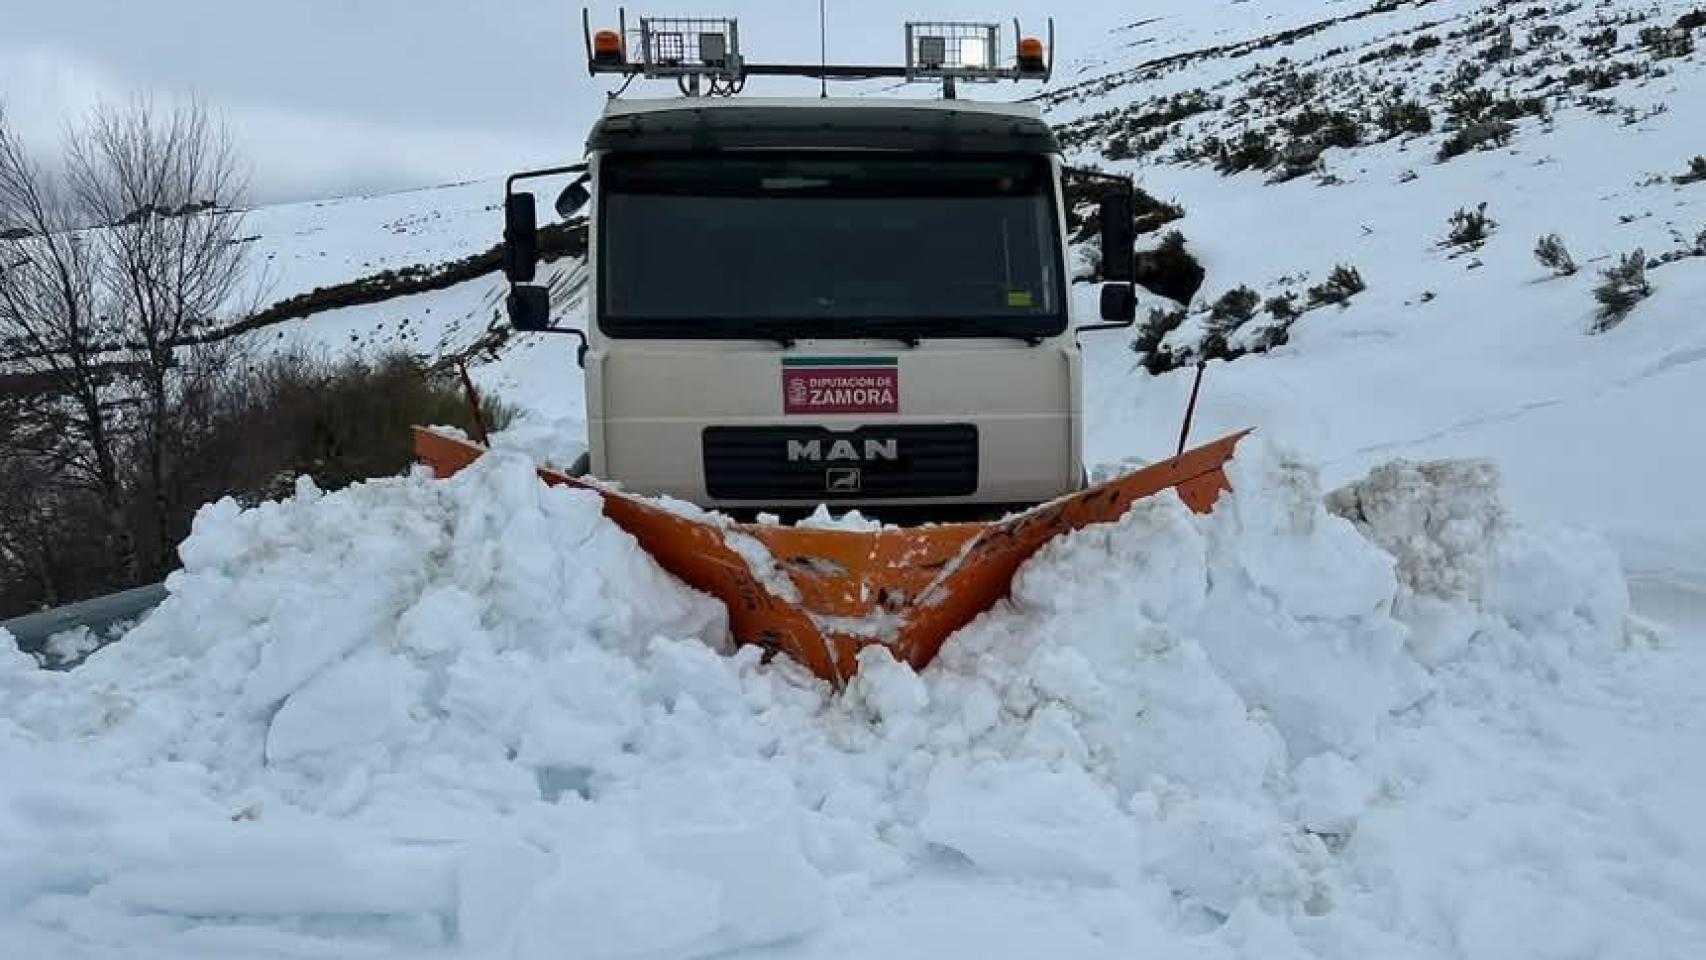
left=1055, top=0, right=1706, bottom=592
left=6, top=1, right=1706, bottom=957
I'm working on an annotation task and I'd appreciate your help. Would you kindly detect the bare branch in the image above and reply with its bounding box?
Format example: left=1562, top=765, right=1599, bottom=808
left=2, top=97, right=256, bottom=600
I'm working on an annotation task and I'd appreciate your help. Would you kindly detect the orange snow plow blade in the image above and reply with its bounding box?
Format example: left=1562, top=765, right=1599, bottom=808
left=414, top=427, right=1250, bottom=685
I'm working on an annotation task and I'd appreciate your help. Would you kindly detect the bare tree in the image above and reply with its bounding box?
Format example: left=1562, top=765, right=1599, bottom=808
left=0, top=106, right=136, bottom=582
left=65, top=101, right=254, bottom=568
left=0, top=98, right=254, bottom=606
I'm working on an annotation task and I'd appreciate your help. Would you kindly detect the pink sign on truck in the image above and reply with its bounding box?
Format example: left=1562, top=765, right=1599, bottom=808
left=782, top=357, right=900, bottom=415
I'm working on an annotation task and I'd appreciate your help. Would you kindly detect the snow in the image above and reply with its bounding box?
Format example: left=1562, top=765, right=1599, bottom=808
left=4, top=436, right=1704, bottom=958
left=7, top=1, right=1706, bottom=956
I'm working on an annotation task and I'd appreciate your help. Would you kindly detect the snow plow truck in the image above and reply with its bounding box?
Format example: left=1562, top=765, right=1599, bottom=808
left=414, top=9, right=1250, bottom=684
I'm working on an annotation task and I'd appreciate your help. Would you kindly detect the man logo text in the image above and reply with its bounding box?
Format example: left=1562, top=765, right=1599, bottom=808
left=787, top=439, right=900, bottom=463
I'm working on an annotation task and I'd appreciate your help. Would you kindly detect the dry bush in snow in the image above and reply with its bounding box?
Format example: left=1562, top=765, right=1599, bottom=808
left=1446, top=203, right=1495, bottom=247
left=1592, top=249, right=1652, bottom=332
left=1308, top=264, right=1367, bottom=307
left=1534, top=233, right=1578, bottom=276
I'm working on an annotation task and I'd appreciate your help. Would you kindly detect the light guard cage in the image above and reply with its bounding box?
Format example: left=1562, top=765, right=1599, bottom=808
left=907, top=22, right=1004, bottom=80
left=636, top=16, right=744, bottom=78
left=581, top=7, right=1054, bottom=92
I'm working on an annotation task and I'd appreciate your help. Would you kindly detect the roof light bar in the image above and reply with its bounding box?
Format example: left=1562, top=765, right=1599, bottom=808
left=580, top=7, right=1053, bottom=90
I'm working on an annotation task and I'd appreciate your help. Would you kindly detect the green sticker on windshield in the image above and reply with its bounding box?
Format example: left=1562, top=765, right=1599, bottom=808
left=1007, top=291, right=1035, bottom=308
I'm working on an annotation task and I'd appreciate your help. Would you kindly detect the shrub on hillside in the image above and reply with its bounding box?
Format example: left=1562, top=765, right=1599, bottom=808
left=1478, top=26, right=1516, bottom=62
left=1446, top=88, right=1497, bottom=125
left=1270, top=140, right=1325, bottom=183
left=231, top=352, right=515, bottom=498
left=1134, top=231, right=1207, bottom=304
left=1209, top=286, right=1261, bottom=328
left=1448, top=89, right=1546, bottom=126
left=1674, top=156, right=1706, bottom=185
left=1640, top=25, right=1696, bottom=58
left=1201, top=285, right=1264, bottom=360
left=1244, top=317, right=1296, bottom=355
left=1534, top=233, right=1578, bottom=276
left=1379, top=99, right=1434, bottom=138
left=1581, top=27, right=1618, bottom=54
left=1319, top=112, right=1364, bottom=150
left=1591, top=250, right=1652, bottom=332
left=1282, top=109, right=1362, bottom=149
left=0, top=348, right=509, bottom=619
left=1265, top=293, right=1301, bottom=321
left=1131, top=306, right=1190, bottom=374
left=1438, top=120, right=1516, bottom=160
left=1202, top=286, right=1252, bottom=347
left=1446, top=203, right=1496, bottom=247
left=1307, top=264, right=1367, bottom=307
left=1214, top=129, right=1278, bottom=174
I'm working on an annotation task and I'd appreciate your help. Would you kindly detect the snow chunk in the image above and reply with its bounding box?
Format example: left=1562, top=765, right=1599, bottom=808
left=920, top=758, right=1141, bottom=884
left=1327, top=458, right=1505, bottom=603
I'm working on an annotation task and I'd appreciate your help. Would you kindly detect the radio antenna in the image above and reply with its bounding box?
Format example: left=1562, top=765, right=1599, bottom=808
left=819, top=0, right=829, bottom=98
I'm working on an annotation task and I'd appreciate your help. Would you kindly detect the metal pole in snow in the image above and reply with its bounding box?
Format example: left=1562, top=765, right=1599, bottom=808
left=1176, top=360, right=1208, bottom=459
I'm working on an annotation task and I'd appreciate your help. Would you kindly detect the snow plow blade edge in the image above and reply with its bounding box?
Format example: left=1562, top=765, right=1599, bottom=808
left=413, top=427, right=1250, bottom=685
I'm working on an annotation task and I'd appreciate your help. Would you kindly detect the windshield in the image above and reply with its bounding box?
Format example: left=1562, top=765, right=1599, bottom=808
left=597, top=152, right=1065, bottom=339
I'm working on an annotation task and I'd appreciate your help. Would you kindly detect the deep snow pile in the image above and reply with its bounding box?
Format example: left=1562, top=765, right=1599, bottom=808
left=4, top=439, right=1700, bottom=959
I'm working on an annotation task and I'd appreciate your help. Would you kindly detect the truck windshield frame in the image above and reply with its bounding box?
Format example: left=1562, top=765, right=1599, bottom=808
left=595, top=151, right=1068, bottom=341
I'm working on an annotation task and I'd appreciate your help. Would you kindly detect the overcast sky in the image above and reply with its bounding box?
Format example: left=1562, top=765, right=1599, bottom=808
left=1, top=0, right=1078, bottom=205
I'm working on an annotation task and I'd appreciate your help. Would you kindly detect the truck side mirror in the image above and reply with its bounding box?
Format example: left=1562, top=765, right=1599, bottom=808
left=1100, top=193, right=1135, bottom=283
left=503, top=192, right=538, bottom=283
left=1099, top=283, right=1137, bottom=323
left=507, top=284, right=551, bottom=331
left=555, top=180, right=591, bottom=220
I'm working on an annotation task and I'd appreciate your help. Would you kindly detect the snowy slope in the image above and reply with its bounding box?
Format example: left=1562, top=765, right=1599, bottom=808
left=7, top=1, right=1705, bottom=957
left=1058, top=0, right=1706, bottom=591
left=241, top=178, right=503, bottom=304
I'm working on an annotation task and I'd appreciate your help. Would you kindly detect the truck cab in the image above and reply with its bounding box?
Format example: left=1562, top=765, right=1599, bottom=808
left=501, top=15, right=1140, bottom=518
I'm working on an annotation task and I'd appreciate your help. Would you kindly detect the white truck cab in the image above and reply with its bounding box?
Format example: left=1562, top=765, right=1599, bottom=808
left=501, top=14, right=1141, bottom=519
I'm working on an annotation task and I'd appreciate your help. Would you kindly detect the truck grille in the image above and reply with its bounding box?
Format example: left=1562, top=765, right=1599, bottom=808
left=703, top=425, right=978, bottom=501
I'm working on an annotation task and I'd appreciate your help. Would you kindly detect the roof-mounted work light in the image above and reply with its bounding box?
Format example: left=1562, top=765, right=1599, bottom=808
left=582, top=8, right=1053, bottom=92
left=905, top=22, right=1001, bottom=79
left=699, top=30, right=729, bottom=67
left=917, top=35, right=948, bottom=70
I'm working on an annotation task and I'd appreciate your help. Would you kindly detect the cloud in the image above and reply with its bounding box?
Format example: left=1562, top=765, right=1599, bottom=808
left=0, top=44, right=117, bottom=152
left=0, top=42, right=583, bottom=204
left=1, top=0, right=1092, bottom=204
